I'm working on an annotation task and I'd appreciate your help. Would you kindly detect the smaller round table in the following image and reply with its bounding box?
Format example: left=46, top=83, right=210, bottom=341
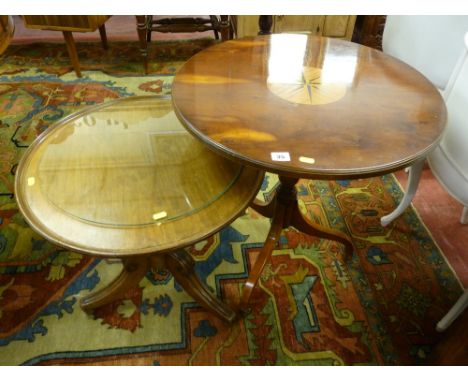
left=15, top=95, right=264, bottom=323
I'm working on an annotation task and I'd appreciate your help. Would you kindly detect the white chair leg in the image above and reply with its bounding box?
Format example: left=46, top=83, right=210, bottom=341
left=381, top=159, right=425, bottom=227
left=460, top=206, right=468, bottom=224
left=436, top=290, right=468, bottom=332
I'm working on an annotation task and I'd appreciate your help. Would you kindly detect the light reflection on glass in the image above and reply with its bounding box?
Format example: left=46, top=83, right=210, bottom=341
left=30, top=98, right=243, bottom=227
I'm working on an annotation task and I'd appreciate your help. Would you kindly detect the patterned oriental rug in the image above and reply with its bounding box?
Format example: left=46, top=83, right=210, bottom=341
left=0, top=40, right=463, bottom=366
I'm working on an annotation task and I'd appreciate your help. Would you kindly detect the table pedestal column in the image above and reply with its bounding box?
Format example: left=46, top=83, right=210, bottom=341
left=240, top=176, right=354, bottom=312
left=80, top=252, right=237, bottom=323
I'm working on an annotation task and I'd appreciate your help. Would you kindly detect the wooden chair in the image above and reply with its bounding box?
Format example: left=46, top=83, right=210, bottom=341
left=22, top=16, right=110, bottom=77
left=136, top=15, right=231, bottom=74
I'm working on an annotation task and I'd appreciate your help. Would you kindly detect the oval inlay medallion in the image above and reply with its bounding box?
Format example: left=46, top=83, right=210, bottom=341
left=267, top=66, right=347, bottom=106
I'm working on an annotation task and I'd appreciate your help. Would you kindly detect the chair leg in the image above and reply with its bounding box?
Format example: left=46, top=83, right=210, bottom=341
left=136, top=15, right=149, bottom=74
left=460, top=206, right=468, bottom=224
left=146, top=15, right=153, bottom=42
left=219, top=15, right=230, bottom=41
left=436, top=290, right=468, bottom=332
left=210, top=16, right=220, bottom=39
left=381, top=159, right=425, bottom=227
left=62, top=31, right=82, bottom=77
left=98, top=24, right=108, bottom=50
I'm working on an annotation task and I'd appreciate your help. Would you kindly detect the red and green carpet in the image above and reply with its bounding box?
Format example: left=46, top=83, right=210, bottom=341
left=0, top=39, right=463, bottom=365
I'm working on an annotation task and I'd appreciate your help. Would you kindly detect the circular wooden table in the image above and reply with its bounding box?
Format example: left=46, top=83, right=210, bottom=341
left=172, top=34, right=447, bottom=311
left=15, top=95, right=264, bottom=323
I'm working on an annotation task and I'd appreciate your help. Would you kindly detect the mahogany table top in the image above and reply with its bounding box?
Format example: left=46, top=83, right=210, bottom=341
left=172, top=34, right=447, bottom=179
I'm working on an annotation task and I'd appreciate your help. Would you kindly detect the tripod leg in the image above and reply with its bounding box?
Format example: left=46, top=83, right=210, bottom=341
left=239, top=203, right=286, bottom=313
left=80, top=257, right=149, bottom=312
left=166, top=251, right=237, bottom=323
left=290, top=204, right=354, bottom=261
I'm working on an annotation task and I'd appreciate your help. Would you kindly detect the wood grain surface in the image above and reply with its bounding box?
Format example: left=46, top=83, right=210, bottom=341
left=172, top=34, right=447, bottom=179
left=15, top=96, right=264, bottom=257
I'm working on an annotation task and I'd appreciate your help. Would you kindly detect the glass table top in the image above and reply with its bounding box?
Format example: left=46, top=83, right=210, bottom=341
left=17, top=96, right=243, bottom=228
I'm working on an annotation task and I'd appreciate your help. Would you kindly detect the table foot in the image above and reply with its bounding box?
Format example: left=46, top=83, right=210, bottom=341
left=80, top=253, right=236, bottom=323
left=80, top=257, right=149, bottom=312
left=166, top=251, right=237, bottom=323
left=240, top=176, right=354, bottom=310
left=239, top=203, right=286, bottom=313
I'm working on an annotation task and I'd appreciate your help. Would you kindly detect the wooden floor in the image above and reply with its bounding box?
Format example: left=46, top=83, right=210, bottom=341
left=9, top=15, right=468, bottom=288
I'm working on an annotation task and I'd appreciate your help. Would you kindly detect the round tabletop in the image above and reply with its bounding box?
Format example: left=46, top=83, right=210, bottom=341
left=15, top=96, right=263, bottom=257
left=172, top=34, right=447, bottom=179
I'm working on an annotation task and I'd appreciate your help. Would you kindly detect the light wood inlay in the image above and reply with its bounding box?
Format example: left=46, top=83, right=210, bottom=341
left=267, top=66, right=347, bottom=105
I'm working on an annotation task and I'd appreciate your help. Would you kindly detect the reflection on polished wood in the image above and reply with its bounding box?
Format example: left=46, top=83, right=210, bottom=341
left=0, top=16, right=14, bottom=55
left=172, top=34, right=447, bottom=179
left=16, top=96, right=264, bottom=322
left=172, top=34, right=447, bottom=311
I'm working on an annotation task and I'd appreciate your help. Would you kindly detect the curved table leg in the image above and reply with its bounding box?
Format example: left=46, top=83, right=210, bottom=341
left=80, top=257, right=149, bottom=312
left=290, top=205, right=354, bottom=262
left=381, top=159, right=424, bottom=227
left=165, top=251, right=237, bottom=323
left=239, top=176, right=354, bottom=311
left=239, top=203, right=286, bottom=313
